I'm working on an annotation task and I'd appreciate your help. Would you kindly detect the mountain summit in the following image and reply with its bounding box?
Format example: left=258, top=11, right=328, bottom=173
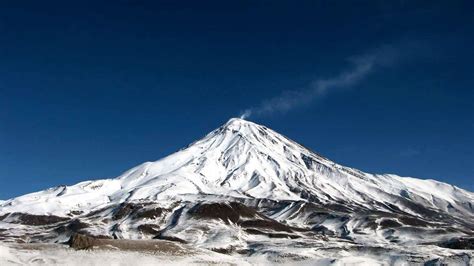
left=1, top=118, right=473, bottom=263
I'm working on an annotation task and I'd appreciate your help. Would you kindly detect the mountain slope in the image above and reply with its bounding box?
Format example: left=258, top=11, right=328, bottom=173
left=0, top=118, right=473, bottom=263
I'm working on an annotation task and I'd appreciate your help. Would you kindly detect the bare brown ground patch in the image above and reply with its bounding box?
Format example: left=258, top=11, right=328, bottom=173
left=68, top=233, right=192, bottom=255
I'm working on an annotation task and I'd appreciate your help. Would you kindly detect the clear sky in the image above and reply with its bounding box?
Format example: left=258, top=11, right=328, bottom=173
left=1, top=1, right=473, bottom=199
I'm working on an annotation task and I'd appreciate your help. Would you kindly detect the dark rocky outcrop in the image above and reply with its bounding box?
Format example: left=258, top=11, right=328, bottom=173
left=153, top=233, right=187, bottom=244
left=85, top=206, right=111, bottom=218
left=188, top=202, right=257, bottom=224
left=245, top=228, right=300, bottom=239
left=7, top=213, right=69, bottom=226
left=55, top=219, right=90, bottom=234
left=134, top=208, right=166, bottom=220
left=188, top=202, right=308, bottom=234
left=0, top=213, right=10, bottom=221
left=113, top=203, right=141, bottom=220
left=238, top=219, right=294, bottom=233
left=438, top=237, right=474, bottom=250
left=211, top=246, right=236, bottom=254
left=68, top=233, right=96, bottom=250
left=312, top=225, right=335, bottom=236
left=112, top=202, right=158, bottom=220
left=379, top=219, right=402, bottom=229
left=398, top=216, right=429, bottom=227
left=69, top=210, right=84, bottom=216
left=137, top=224, right=160, bottom=235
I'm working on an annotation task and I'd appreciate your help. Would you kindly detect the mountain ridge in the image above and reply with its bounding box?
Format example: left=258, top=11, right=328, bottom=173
left=0, top=118, right=473, bottom=263
left=1, top=118, right=473, bottom=216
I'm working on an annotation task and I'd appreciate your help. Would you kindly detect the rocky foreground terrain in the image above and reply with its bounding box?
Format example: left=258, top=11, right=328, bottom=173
left=1, top=118, right=473, bottom=265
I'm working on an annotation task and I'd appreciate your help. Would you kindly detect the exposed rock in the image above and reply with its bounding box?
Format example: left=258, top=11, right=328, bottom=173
left=424, top=254, right=472, bottom=265
left=137, top=224, right=160, bottom=235
left=188, top=202, right=257, bottom=224
left=438, top=237, right=474, bottom=250
left=55, top=219, right=90, bottom=234
left=0, top=213, right=9, bottom=221
left=7, top=213, right=69, bottom=226
left=238, top=219, right=294, bottom=232
left=112, top=202, right=156, bottom=220
left=69, top=210, right=83, bottom=216
left=244, top=228, right=300, bottom=239
left=379, top=219, right=403, bottom=228
left=85, top=206, right=111, bottom=218
left=398, top=216, right=429, bottom=227
left=154, top=233, right=187, bottom=244
left=211, top=246, right=236, bottom=254
left=134, top=208, right=166, bottom=220
left=113, top=203, right=140, bottom=220
left=68, top=233, right=96, bottom=250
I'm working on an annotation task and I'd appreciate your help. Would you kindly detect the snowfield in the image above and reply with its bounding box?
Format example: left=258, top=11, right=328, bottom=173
left=0, top=242, right=471, bottom=266
left=0, top=118, right=473, bottom=265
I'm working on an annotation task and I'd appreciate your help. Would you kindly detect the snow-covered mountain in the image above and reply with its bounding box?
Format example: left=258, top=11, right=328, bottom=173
left=1, top=118, right=473, bottom=264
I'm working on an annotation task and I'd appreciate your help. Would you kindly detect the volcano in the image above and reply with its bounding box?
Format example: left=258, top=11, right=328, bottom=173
left=1, top=118, right=473, bottom=264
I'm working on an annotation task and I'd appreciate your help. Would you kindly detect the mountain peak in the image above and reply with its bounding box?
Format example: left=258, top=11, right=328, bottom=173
left=224, top=117, right=250, bottom=126
left=1, top=118, right=473, bottom=264
left=220, top=117, right=259, bottom=133
left=1, top=120, right=473, bottom=264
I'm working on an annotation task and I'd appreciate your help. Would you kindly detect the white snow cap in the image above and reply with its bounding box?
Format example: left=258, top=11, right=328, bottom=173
left=0, top=117, right=473, bottom=218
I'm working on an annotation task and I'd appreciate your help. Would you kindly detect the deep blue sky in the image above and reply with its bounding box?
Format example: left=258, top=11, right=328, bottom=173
left=1, top=1, right=473, bottom=199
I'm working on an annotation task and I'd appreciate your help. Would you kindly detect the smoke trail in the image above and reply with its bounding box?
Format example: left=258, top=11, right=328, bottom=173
left=239, top=46, right=400, bottom=119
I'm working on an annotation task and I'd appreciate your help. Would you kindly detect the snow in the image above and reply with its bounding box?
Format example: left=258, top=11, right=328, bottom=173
left=0, top=118, right=473, bottom=264
left=0, top=243, right=245, bottom=266
left=3, top=118, right=471, bottom=215
left=1, top=242, right=471, bottom=266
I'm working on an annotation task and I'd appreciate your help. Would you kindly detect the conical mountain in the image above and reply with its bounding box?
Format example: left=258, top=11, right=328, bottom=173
left=2, top=118, right=472, bottom=217
left=0, top=118, right=473, bottom=262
